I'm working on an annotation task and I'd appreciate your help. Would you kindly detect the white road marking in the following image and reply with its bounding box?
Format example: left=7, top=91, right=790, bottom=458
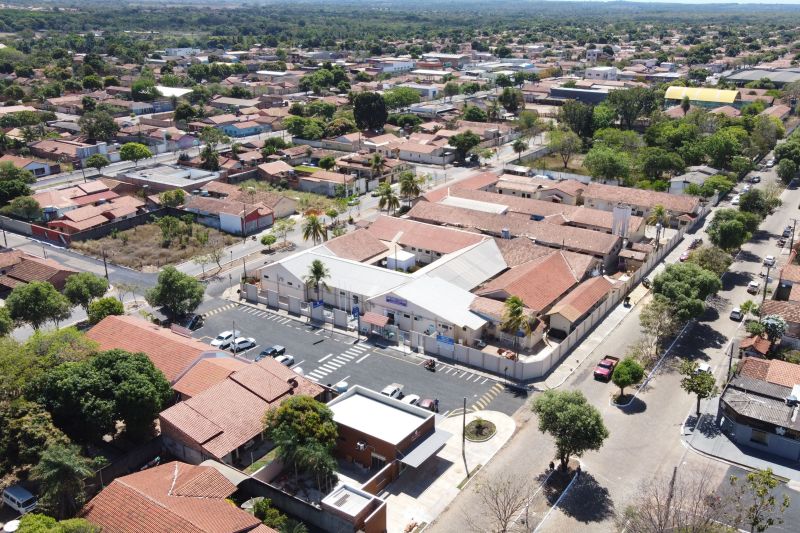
left=318, top=353, right=334, bottom=362
left=356, top=353, right=371, bottom=363
left=481, top=378, right=488, bottom=384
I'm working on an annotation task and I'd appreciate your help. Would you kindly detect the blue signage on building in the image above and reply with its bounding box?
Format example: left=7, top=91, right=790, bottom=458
left=436, top=334, right=455, bottom=345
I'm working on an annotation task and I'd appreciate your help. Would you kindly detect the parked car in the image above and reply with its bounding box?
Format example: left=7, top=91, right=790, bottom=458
left=749, top=175, right=761, bottom=183
left=783, top=226, right=793, bottom=238
left=730, top=308, right=743, bottom=321
left=742, top=185, right=751, bottom=194
left=274, top=354, right=295, bottom=367
left=211, top=330, right=241, bottom=349
left=256, top=345, right=286, bottom=361
left=401, top=394, right=421, bottom=406
left=176, top=313, right=204, bottom=331
left=594, top=356, right=620, bottom=381
left=1, top=485, right=37, bottom=514
left=230, top=337, right=256, bottom=352
left=679, top=251, right=690, bottom=262
left=380, top=383, right=404, bottom=399
left=731, top=195, right=740, bottom=206
left=417, top=398, right=437, bottom=412
left=767, top=158, right=776, bottom=168
left=694, top=362, right=712, bottom=374
left=764, top=255, right=776, bottom=266
left=747, top=280, right=760, bottom=294
left=689, top=238, right=703, bottom=249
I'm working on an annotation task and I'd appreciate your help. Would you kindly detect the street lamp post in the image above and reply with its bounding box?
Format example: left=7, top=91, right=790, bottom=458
left=655, top=222, right=662, bottom=252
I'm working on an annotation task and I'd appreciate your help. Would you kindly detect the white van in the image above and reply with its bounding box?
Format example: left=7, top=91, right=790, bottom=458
left=2, top=485, right=37, bottom=514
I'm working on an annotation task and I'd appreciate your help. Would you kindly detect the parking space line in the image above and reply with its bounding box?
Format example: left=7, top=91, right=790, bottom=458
left=319, top=353, right=334, bottom=362
left=472, top=374, right=483, bottom=382
left=445, top=368, right=454, bottom=374
left=481, top=378, right=488, bottom=384
left=356, top=353, right=371, bottom=363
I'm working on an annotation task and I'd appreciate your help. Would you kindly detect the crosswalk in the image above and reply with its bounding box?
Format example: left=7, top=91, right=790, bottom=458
left=235, top=305, right=296, bottom=325
left=204, top=303, right=236, bottom=317
left=306, top=343, right=371, bottom=382
left=427, top=361, right=492, bottom=385
left=447, top=382, right=506, bottom=418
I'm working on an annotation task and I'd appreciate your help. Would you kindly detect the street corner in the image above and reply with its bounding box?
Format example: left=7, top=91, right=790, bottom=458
left=439, top=410, right=516, bottom=465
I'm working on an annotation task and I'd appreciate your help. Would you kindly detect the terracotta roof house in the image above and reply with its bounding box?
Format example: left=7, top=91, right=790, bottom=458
left=718, top=357, right=800, bottom=461
left=298, top=170, right=355, bottom=197
left=87, top=315, right=235, bottom=388
left=202, top=180, right=297, bottom=219
left=0, top=253, right=77, bottom=293
left=81, top=461, right=276, bottom=533
left=0, top=154, right=59, bottom=178
left=423, top=171, right=499, bottom=202
left=546, top=276, right=615, bottom=335
left=46, top=196, right=145, bottom=234
left=318, top=229, right=389, bottom=263
left=583, top=182, right=701, bottom=224
left=739, top=335, right=772, bottom=358
left=492, top=176, right=586, bottom=204
left=760, top=300, right=800, bottom=348
left=183, top=196, right=274, bottom=236
left=492, top=238, right=553, bottom=268
left=160, top=356, right=324, bottom=465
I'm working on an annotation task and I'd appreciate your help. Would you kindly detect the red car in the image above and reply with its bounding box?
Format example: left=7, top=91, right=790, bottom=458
left=594, top=356, right=619, bottom=381
left=417, top=399, right=438, bottom=412
left=680, top=251, right=690, bottom=262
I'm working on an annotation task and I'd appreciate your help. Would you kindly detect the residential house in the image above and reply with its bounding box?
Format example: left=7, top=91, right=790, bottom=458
left=81, top=461, right=276, bottom=533
left=0, top=250, right=77, bottom=295
left=182, top=195, right=273, bottom=236
left=32, top=181, right=119, bottom=220
left=160, top=357, right=324, bottom=465
left=759, top=300, right=800, bottom=349
left=28, top=139, right=109, bottom=165
left=257, top=160, right=297, bottom=187
left=581, top=182, right=701, bottom=226
left=46, top=196, right=145, bottom=235
left=0, top=154, right=59, bottom=178
left=201, top=181, right=296, bottom=219
left=298, top=169, right=357, bottom=197
left=546, top=275, right=615, bottom=336
left=220, top=120, right=269, bottom=138
left=718, top=357, right=800, bottom=461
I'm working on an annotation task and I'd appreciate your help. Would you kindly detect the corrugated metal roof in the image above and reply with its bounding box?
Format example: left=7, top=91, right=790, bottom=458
left=664, top=86, right=737, bottom=104
left=416, top=239, right=507, bottom=291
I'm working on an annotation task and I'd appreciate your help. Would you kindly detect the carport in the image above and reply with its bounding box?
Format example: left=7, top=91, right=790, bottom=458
left=361, top=311, right=390, bottom=337
left=398, top=428, right=453, bottom=468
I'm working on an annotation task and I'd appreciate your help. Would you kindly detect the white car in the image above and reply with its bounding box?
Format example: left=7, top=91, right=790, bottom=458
left=380, top=383, right=404, bottom=399
left=274, top=354, right=295, bottom=367
left=230, top=337, right=256, bottom=352
left=767, top=158, right=776, bottom=168
left=747, top=280, right=760, bottom=294
left=401, top=394, right=421, bottom=406
left=731, top=195, right=740, bottom=206
left=211, top=330, right=241, bottom=349
left=730, top=308, right=743, bottom=321
left=764, top=255, right=776, bottom=267
left=694, top=362, right=712, bottom=374
left=742, top=185, right=751, bottom=193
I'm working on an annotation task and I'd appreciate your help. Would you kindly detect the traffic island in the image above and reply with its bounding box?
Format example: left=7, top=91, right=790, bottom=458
left=465, top=417, right=497, bottom=442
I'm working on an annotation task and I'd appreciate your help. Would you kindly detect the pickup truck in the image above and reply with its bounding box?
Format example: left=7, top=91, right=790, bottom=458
left=594, top=356, right=620, bottom=381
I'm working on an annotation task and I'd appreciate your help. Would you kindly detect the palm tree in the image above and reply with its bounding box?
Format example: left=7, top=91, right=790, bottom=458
left=500, top=295, right=537, bottom=357
left=377, top=183, right=400, bottom=215
left=303, top=259, right=330, bottom=303
left=646, top=204, right=669, bottom=227
left=513, top=139, right=527, bottom=161
left=301, top=214, right=327, bottom=245
left=31, top=444, right=97, bottom=520
left=370, top=153, right=386, bottom=180
left=280, top=520, right=309, bottom=533
left=398, top=172, right=422, bottom=205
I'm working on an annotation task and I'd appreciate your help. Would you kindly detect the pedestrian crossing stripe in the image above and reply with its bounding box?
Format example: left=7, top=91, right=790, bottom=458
left=204, top=303, right=236, bottom=317
left=470, top=383, right=505, bottom=411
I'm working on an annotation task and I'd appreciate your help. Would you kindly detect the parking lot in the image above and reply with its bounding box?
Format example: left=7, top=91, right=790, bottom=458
left=193, top=302, right=529, bottom=416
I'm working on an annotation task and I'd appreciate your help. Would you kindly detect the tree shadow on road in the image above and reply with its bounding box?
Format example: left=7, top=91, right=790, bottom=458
left=663, top=323, right=726, bottom=368
left=721, top=271, right=752, bottom=292
left=737, top=249, right=762, bottom=263
left=557, top=472, right=615, bottom=524
left=617, top=396, right=646, bottom=415
left=694, top=413, right=722, bottom=439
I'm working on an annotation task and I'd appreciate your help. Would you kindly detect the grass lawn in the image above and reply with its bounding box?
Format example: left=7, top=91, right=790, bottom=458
left=238, top=179, right=339, bottom=214
left=71, top=222, right=236, bottom=271
left=527, top=153, right=589, bottom=175
left=244, top=446, right=280, bottom=475
left=293, top=165, right=319, bottom=173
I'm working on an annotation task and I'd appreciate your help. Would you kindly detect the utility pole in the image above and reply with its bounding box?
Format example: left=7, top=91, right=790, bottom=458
left=462, top=397, right=469, bottom=478
left=762, top=263, right=773, bottom=309
left=789, top=218, right=798, bottom=253
left=102, top=249, right=109, bottom=280
left=242, top=257, right=247, bottom=280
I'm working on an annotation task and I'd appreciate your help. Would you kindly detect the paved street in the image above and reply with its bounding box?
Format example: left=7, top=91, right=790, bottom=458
left=192, top=301, right=528, bottom=416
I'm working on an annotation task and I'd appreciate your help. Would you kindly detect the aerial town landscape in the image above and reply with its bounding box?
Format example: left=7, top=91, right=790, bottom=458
left=4, top=0, right=800, bottom=531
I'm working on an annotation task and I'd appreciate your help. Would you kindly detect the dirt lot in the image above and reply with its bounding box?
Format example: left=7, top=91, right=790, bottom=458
left=528, top=153, right=588, bottom=175
left=71, top=222, right=236, bottom=271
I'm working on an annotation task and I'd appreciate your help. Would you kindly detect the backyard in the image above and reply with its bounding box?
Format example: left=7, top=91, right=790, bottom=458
left=71, top=221, right=236, bottom=271
left=527, top=153, right=588, bottom=175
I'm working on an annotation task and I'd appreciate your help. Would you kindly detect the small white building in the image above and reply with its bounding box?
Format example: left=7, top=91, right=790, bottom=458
left=585, top=66, right=618, bottom=81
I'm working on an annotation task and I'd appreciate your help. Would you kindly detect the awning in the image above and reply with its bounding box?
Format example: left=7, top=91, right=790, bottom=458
left=399, top=428, right=453, bottom=468
left=362, top=312, right=390, bottom=328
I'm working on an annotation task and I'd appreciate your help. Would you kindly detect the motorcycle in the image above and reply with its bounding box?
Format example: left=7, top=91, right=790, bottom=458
left=424, top=359, right=436, bottom=372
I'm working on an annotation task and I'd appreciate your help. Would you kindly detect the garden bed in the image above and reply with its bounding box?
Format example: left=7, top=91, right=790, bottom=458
left=71, top=222, right=236, bottom=270
left=465, top=418, right=497, bottom=442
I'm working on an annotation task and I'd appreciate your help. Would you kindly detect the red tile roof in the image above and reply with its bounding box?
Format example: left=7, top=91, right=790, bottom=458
left=367, top=215, right=484, bottom=254
left=739, top=357, right=800, bottom=388
left=87, top=315, right=215, bottom=383
left=761, top=300, right=800, bottom=325
left=173, top=358, right=249, bottom=399
left=547, top=276, right=614, bottom=323
left=322, top=229, right=388, bottom=262
left=81, top=461, right=272, bottom=533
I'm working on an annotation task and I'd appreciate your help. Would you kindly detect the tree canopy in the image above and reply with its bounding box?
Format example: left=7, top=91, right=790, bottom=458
left=653, top=263, right=721, bottom=322
left=145, top=266, right=204, bottom=318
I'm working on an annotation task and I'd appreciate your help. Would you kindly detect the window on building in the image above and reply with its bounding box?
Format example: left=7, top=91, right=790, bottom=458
left=403, top=313, right=410, bottom=318
left=287, top=282, right=293, bottom=286
left=751, top=429, right=768, bottom=445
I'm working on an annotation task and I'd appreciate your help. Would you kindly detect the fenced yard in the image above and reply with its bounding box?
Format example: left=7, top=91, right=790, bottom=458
left=527, top=153, right=589, bottom=175
left=71, top=222, right=236, bottom=271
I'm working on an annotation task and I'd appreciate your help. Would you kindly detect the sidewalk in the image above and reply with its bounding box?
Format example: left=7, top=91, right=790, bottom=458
left=683, top=397, right=800, bottom=482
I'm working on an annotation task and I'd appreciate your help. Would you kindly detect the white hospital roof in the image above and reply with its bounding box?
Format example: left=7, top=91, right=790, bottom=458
left=278, top=251, right=409, bottom=297
left=389, top=275, right=487, bottom=330
left=329, top=388, right=429, bottom=445
left=417, top=239, right=507, bottom=291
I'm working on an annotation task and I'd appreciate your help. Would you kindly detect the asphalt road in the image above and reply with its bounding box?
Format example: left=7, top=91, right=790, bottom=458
left=191, top=302, right=528, bottom=416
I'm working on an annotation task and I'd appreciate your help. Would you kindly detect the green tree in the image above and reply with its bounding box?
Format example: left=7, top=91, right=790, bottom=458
left=729, top=468, right=790, bottom=533
left=606, top=87, right=657, bottom=129
left=707, top=208, right=760, bottom=251
left=376, top=183, right=400, bottom=214
left=449, top=130, right=482, bottom=162
left=463, top=105, right=488, bottom=122
left=612, top=357, right=644, bottom=398
left=559, top=100, right=594, bottom=139
left=398, top=171, right=422, bottom=204
left=301, top=214, right=327, bottom=245
left=637, top=147, right=685, bottom=180
left=687, top=246, right=732, bottom=277
left=87, top=297, right=124, bottom=325
left=352, top=92, right=388, bottom=131
left=584, top=145, right=631, bottom=183
left=280, top=519, right=309, bottom=533
left=63, top=273, right=109, bottom=313
left=318, top=155, right=336, bottom=171
left=0, top=399, right=70, bottom=476
left=500, top=295, right=536, bottom=356
left=303, top=259, right=330, bottom=302
left=739, top=189, right=768, bottom=217
left=31, top=444, right=98, bottom=520
left=531, top=390, right=609, bottom=470
left=638, top=297, right=680, bottom=366
left=77, top=111, right=118, bottom=142
left=8, top=196, right=42, bottom=220
left=498, top=87, right=524, bottom=115
left=17, top=514, right=99, bottom=532
left=173, top=102, right=196, bottom=122
left=264, top=396, right=338, bottom=487
left=383, top=87, right=421, bottom=109
left=592, top=103, right=616, bottom=131
left=24, top=328, right=97, bottom=366
left=119, top=142, right=152, bottom=167
left=159, top=188, right=185, bottom=208
left=653, top=263, right=721, bottom=322
left=272, top=218, right=296, bottom=244
left=548, top=128, right=582, bottom=169
left=681, top=95, right=691, bottom=116
left=443, top=81, right=460, bottom=102
left=6, top=281, right=71, bottom=330
left=253, top=498, right=287, bottom=530
left=761, top=315, right=788, bottom=343
left=778, top=158, right=797, bottom=184
left=261, top=233, right=277, bottom=251
left=593, top=128, right=642, bottom=153
left=145, top=266, right=204, bottom=318
left=84, top=153, right=109, bottom=173
left=704, top=128, right=744, bottom=169
left=0, top=306, right=12, bottom=337
left=512, top=139, right=527, bottom=161
left=154, top=215, right=182, bottom=245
